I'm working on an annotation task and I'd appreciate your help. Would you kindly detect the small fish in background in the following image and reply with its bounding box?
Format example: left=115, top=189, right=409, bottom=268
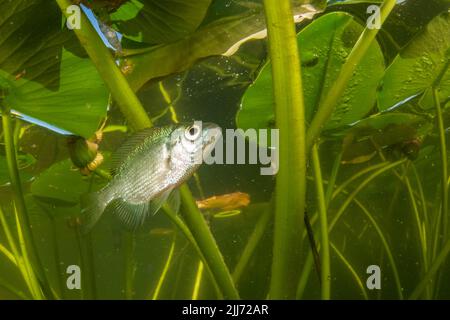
left=81, top=122, right=221, bottom=231
left=196, top=192, right=251, bottom=211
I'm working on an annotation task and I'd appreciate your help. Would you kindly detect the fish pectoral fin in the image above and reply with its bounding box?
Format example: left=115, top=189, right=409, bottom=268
left=166, top=189, right=180, bottom=214
left=111, top=189, right=175, bottom=230
left=147, top=188, right=174, bottom=217
left=111, top=198, right=150, bottom=230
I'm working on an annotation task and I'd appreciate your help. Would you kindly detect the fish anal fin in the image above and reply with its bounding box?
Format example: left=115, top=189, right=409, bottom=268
left=110, top=188, right=175, bottom=230
left=110, top=198, right=149, bottom=230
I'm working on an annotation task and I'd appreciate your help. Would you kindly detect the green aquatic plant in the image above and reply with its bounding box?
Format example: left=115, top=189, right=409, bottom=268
left=262, top=0, right=307, bottom=299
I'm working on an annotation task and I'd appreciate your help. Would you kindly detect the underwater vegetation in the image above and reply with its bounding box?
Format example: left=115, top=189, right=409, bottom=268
left=0, top=0, right=450, bottom=300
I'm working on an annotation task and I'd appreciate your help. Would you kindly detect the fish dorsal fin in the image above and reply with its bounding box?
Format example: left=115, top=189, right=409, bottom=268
left=110, top=127, right=171, bottom=175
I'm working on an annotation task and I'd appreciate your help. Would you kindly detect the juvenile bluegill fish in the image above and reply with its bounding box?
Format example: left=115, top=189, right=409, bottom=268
left=82, top=122, right=221, bottom=231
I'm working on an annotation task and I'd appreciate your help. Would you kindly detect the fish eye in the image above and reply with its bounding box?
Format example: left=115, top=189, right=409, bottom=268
left=185, top=125, right=200, bottom=141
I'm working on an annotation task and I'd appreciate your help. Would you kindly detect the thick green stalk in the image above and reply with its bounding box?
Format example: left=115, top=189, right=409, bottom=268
left=306, top=0, right=397, bottom=149
left=1, top=107, right=50, bottom=299
left=179, top=185, right=239, bottom=299
left=263, top=0, right=307, bottom=299
left=311, top=145, right=331, bottom=300
left=55, top=0, right=151, bottom=131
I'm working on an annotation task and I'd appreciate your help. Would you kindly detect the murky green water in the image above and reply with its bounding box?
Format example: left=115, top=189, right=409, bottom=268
left=0, top=0, right=450, bottom=300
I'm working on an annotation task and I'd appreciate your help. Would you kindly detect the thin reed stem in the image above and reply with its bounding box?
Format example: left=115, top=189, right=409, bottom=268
left=311, top=144, right=331, bottom=299
left=151, top=236, right=176, bottom=300
left=1, top=107, right=51, bottom=299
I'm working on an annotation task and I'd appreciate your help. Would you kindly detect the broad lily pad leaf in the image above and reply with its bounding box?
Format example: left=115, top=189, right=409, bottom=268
left=338, top=113, right=432, bottom=164
left=378, top=12, right=450, bottom=111
left=236, top=12, right=385, bottom=134
left=0, top=0, right=61, bottom=89
left=0, top=1, right=109, bottom=138
left=0, top=49, right=109, bottom=138
left=110, top=0, right=212, bottom=45
left=122, top=1, right=324, bottom=91
left=328, top=0, right=450, bottom=62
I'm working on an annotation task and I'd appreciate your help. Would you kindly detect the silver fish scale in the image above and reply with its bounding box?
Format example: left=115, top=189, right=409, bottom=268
left=110, top=137, right=172, bottom=203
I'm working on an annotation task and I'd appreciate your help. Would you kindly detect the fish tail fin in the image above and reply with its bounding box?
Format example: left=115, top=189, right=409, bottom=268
left=80, top=189, right=112, bottom=233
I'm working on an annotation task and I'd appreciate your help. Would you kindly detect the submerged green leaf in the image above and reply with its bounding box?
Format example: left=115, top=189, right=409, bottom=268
left=122, top=1, right=324, bottom=91
left=0, top=0, right=62, bottom=89
left=110, top=0, right=212, bottom=44
left=0, top=1, right=109, bottom=138
left=378, top=12, right=450, bottom=111
left=338, top=113, right=432, bottom=164
left=31, top=159, right=99, bottom=206
left=0, top=49, right=109, bottom=138
left=328, top=0, right=450, bottom=62
left=236, top=12, right=385, bottom=134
